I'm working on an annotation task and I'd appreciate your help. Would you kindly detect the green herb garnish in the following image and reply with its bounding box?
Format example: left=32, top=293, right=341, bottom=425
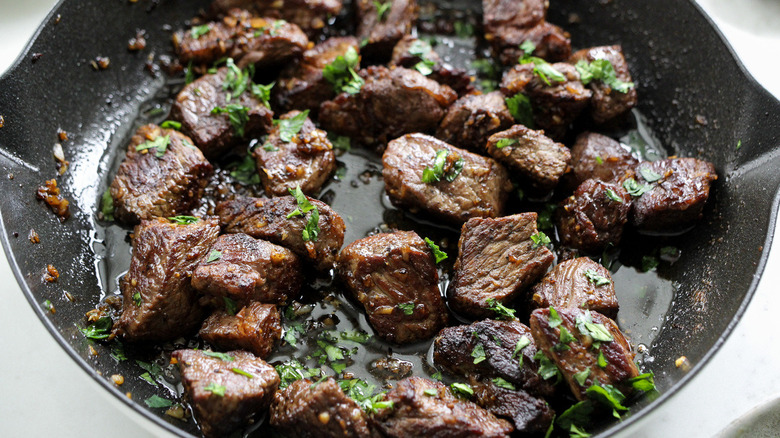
left=471, top=343, right=487, bottom=364
left=584, top=269, right=611, bottom=287
left=160, top=120, right=181, bottom=130
left=135, top=134, right=170, bottom=158
left=223, top=296, right=238, bottom=315
left=211, top=104, right=249, bottom=137
left=641, top=255, right=659, bottom=272
left=559, top=327, right=577, bottom=344
left=190, top=24, right=211, bottom=39
left=100, top=189, right=115, bottom=221
left=486, top=297, right=517, bottom=320
left=424, top=388, right=438, bottom=396
left=79, top=316, right=112, bottom=340
left=518, top=41, right=565, bottom=85
left=491, top=377, right=516, bottom=390
left=323, top=46, right=364, bottom=95
left=144, top=395, right=173, bottom=408
left=275, top=359, right=320, bottom=389
left=531, top=231, right=551, bottom=249
left=548, top=307, right=563, bottom=328
left=597, top=350, right=608, bottom=368
left=229, top=155, right=260, bottom=185
left=132, top=292, right=142, bottom=306
left=605, top=188, right=623, bottom=203
left=421, top=149, right=464, bottom=183
left=534, top=351, right=561, bottom=381
left=287, top=186, right=320, bottom=242
left=340, top=329, right=371, bottom=343
left=450, top=382, right=474, bottom=398
left=573, top=368, right=591, bottom=387
left=408, top=40, right=437, bottom=76
left=453, top=21, right=474, bottom=38
left=638, top=166, right=663, bottom=182
left=575, top=59, right=634, bottom=93
left=275, top=110, right=310, bottom=142
left=204, top=382, right=226, bottom=396
left=222, top=58, right=252, bottom=101
left=514, top=336, right=531, bottom=359
left=202, top=351, right=234, bottom=362
left=424, top=237, right=448, bottom=263
left=495, top=138, right=518, bottom=149
left=574, top=311, right=614, bottom=343
left=622, top=178, right=652, bottom=197
left=397, top=302, right=415, bottom=315
left=231, top=368, right=254, bottom=379
left=373, top=0, right=392, bottom=21
left=505, top=93, right=534, bottom=128
left=168, top=215, right=199, bottom=224
left=206, top=250, right=222, bottom=263
left=251, top=82, right=274, bottom=108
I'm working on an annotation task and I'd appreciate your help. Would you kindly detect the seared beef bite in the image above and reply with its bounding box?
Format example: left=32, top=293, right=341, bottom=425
left=448, top=213, right=554, bottom=319
left=199, top=302, right=282, bottom=358
left=337, top=231, right=448, bottom=344
left=485, top=124, right=571, bottom=192
left=436, top=91, right=515, bottom=152
left=217, top=195, right=346, bottom=271
left=371, top=376, right=514, bottom=438
left=569, top=45, right=637, bottom=124
left=319, top=66, right=457, bottom=149
left=173, top=9, right=308, bottom=67
left=501, top=62, right=592, bottom=139
left=276, top=37, right=361, bottom=113
left=470, top=377, right=555, bottom=435
left=253, top=110, right=336, bottom=196
left=109, top=124, right=212, bottom=225
left=570, top=132, right=638, bottom=185
left=116, top=217, right=220, bottom=342
left=482, top=0, right=571, bottom=65
left=382, top=133, right=511, bottom=224
left=209, top=0, right=343, bottom=37
left=529, top=308, right=640, bottom=401
left=557, top=179, right=632, bottom=253
left=389, top=35, right=472, bottom=95
left=355, top=0, right=417, bottom=60
left=631, top=158, right=717, bottom=232
left=269, top=377, right=375, bottom=438
left=433, top=319, right=554, bottom=398
left=170, top=66, right=274, bottom=159
left=173, top=349, right=279, bottom=438
left=191, top=233, right=302, bottom=306
left=530, top=257, right=619, bottom=319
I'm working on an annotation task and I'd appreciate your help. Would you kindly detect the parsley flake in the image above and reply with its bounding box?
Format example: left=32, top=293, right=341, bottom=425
left=190, top=24, right=211, bottom=39
left=79, top=316, right=112, bottom=340
left=559, top=327, right=577, bottom=344
left=623, top=177, right=652, bottom=197
left=168, top=215, right=199, bottom=224
left=144, top=395, right=173, bottom=408
left=424, top=237, right=448, bottom=263
left=548, top=307, right=563, bottom=328
left=424, top=388, right=438, bottom=396
left=471, top=343, right=487, bottom=364
left=638, top=166, right=663, bottom=182
left=486, top=298, right=516, bottom=320
left=605, top=188, right=623, bottom=203
left=204, top=382, right=226, bottom=397
left=203, top=351, right=235, bottom=361
left=160, top=120, right=181, bottom=130
left=421, top=149, right=464, bottom=183
left=132, top=292, right=142, bottom=306
left=275, top=110, right=310, bottom=142
left=100, top=189, right=115, bottom=221
left=231, top=368, right=254, bottom=379
left=533, top=351, right=561, bottom=381
left=531, top=231, right=551, bottom=249
left=495, top=138, right=518, bottom=149
left=491, top=377, right=516, bottom=390
left=505, top=93, right=534, bottom=128
left=223, top=296, right=238, bottom=315
left=135, top=134, right=170, bottom=158
left=450, top=382, right=474, bottom=398
left=211, top=104, right=250, bottom=137
left=575, top=58, right=635, bottom=93
left=323, top=47, right=363, bottom=95
left=397, top=302, right=415, bottom=315
left=206, top=250, right=222, bottom=263
left=287, top=186, right=320, bottom=242
left=597, top=350, right=608, bottom=368
left=229, top=155, right=260, bottom=185
left=584, top=269, right=611, bottom=287
left=250, top=82, right=274, bottom=108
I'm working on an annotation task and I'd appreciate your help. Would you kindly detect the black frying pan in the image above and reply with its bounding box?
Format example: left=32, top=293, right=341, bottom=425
left=0, top=0, right=779, bottom=436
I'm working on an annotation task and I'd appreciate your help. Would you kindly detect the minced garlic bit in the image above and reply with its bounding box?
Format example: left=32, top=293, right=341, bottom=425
left=111, top=374, right=125, bottom=385
left=675, top=355, right=691, bottom=372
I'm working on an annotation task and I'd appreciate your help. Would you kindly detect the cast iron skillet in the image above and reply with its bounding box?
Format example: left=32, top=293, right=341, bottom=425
left=1, top=0, right=779, bottom=436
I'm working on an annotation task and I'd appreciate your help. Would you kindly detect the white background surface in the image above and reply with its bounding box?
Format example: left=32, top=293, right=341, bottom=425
left=0, top=1, right=779, bottom=437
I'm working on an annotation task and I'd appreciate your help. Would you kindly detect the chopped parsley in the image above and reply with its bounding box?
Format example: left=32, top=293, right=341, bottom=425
left=144, top=395, right=173, bottom=408
left=471, top=343, right=487, bottom=364
left=408, top=40, right=437, bottom=76
left=629, top=372, right=657, bottom=393
left=132, top=292, right=142, bottom=306
left=548, top=307, right=563, bottom=328
left=421, top=149, right=464, bottom=183
left=622, top=177, right=652, bottom=197
left=330, top=134, right=351, bottom=151
left=231, top=368, right=254, bottom=379
left=605, top=188, right=623, bottom=203
left=263, top=143, right=278, bottom=152
left=642, top=255, right=659, bottom=272
left=323, top=46, right=364, bottom=95
left=79, top=316, right=112, bottom=340
left=135, top=134, right=170, bottom=158
left=495, top=138, right=518, bottom=149
left=251, top=82, right=274, bottom=108
left=100, top=189, right=115, bottom=221
left=530, top=231, right=551, bottom=249
left=211, top=104, right=250, bottom=137
left=450, top=382, right=474, bottom=398
left=559, top=327, right=577, bottom=344
left=160, top=120, right=181, bottom=130
left=373, top=0, right=392, bottom=21
left=283, top=322, right=305, bottom=346
left=275, top=110, right=310, bottom=142
left=575, top=58, right=635, bottom=93
left=574, top=311, right=614, bottom=343
left=275, top=359, right=321, bottom=389
left=254, top=19, right=286, bottom=37
left=185, top=60, right=194, bottom=84
left=471, top=58, right=500, bottom=92
left=638, top=166, right=663, bottom=182
left=340, top=329, right=371, bottom=344
left=229, top=155, right=261, bottom=185
left=518, top=41, right=565, bottom=85
left=397, top=302, right=415, bottom=315
left=206, top=250, right=222, bottom=263
left=533, top=351, right=561, bottom=381
left=586, top=383, right=628, bottom=417
left=340, top=379, right=393, bottom=413
left=424, top=388, right=438, bottom=396
left=202, top=351, right=234, bottom=361
left=570, top=424, right=592, bottom=438
left=287, top=186, right=320, bottom=242
left=168, top=215, right=199, bottom=224
left=222, top=58, right=252, bottom=100
left=486, top=297, right=516, bottom=320
left=736, top=139, right=742, bottom=150
left=514, top=336, right=531, bottom=366
left=223, top=296, right=238, bottom=315
left=537, top=203, right=557, bottom=230
left=204, top=382, right=226, bottom=397
left=431, top=371, right=443, bottom=381
left=424, top=237, right=448, bottom=263
left=597, top=350, right=608, bottom=368
left=491, top=377, right=515, bottom=390
left=505, top=93, right=534, bottom=128
left=573, top=368, right=591, bottom=387
left=190, top=24, right=211, bottom=39
left=584, top=269, right=611, bottom=287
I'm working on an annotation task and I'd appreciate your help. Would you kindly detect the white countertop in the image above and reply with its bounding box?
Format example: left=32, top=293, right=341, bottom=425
left=0, top=1, right=778, bottom=437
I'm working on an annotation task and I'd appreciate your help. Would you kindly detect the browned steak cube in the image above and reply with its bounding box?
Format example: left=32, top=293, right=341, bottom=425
left=173, top=349, right=279, bottom=438
left=217, top=196, right=345, bottom=271
left=372, top=377, right=514, bottom=438
left=276, top=37, right=361, bottom=113
left=253, top=110, right=336, bottom=196
left=433, top=319, right=554, bottom=398
left=447, top=213, right=554, bottom=319
left=501, top=63, right=591, bottom=139
left=571, top=132, right=638, bottom=185
left=470, top=377, right=555, bottom=435
left=116, top=218, right=220, bottom=342
left=319, top=66, right=457, bottom=148
left=390, top=35, right=472, bottom=95
left=173, top=10, right=308, bottom=67
left=569, top=45, right=637, bottom=124
left=191, top=233, right=302, bottom=306
left=210, top=0, right=342, bottom=37
left=485, top=124, right=571, bottom=192
left=170, top=67, right=273, bottom=158
left=199, top=302, right=282, bottom=358
left=631, top=158, right=717, bottom=232
left=109, top=124, right=212, bottom=225
left=436, top=92, right=515, bottom=152
left=270, top=377, right=375, bottom=437
left=529, top=308, right=640, bottom=401
left=355, top=0, right=417, bottom=60
left=382, top=133, right=511, bottom=224
left=337, top=231, right=448, bottom=344
left=482, top=0, right=547, bottom=33
left=530, top=257, right=618, bottom=319
left=556, top=179, right=631, bottom=253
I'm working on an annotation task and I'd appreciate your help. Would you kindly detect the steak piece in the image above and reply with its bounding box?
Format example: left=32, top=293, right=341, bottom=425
left=433, top=319, right=554, bottom=398
left=482, top=0, right=571, bottom=65
left=253, top=110, right=336, bottom=196
left=276, top=37, right=361, bottom=113
left=631, top=158, right=717, bottom=232
left=337, top=231, right=448, bottom=344
left=191, top=233, right=302, bottom=306
left=447, top=213, right=554, bottom=319
left=389, top=35, right=472, bottom=95
left=569, top=45, right=637, bottom=124
left=173, top=10, right=308, bottom=67
left=319, top=66, right=457, bottom=149
left=269, top=377, right=375, bottom=438
left=210, top=0, right=343, bottom=37
left=436, top=91, right=515, bottom=152
left=530, top=257, right=619, bottom=319
left=170, top=67, right=274, bottom=158
left=382, top=133, right=511, bottom=224
left=529, top=308, right=640, bottom=401
left=485, top=124, right=571, bottom=192
left=116, top=218, right=220, bottom=342
left=173, top=349, right=279, bottom=438
left=470, top=377, right=555, bottom=435
left=199, top=302, right=282, bottom=358
left=355, top=0, right=417, bottom=60
left=556, top=179, right=632, bottom=253
left=570, top=132, right=638, bottom=185
left=372, top=376, right=514, bottom=438
left=501, top=62, right=592, bottom=139
left=109, top=124, right=212, bottom=225
left=217, top=196, right=345, bottom=271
